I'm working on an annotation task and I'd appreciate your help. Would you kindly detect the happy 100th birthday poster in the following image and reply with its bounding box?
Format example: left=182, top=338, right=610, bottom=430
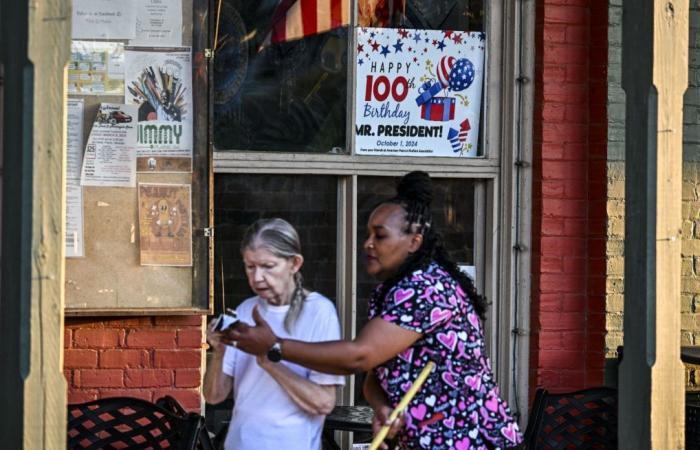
left=355, top=28, right=485, bottom=158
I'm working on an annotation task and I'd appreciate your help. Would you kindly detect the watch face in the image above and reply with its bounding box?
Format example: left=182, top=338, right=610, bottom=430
left=267, top=342, right=282, bottom=362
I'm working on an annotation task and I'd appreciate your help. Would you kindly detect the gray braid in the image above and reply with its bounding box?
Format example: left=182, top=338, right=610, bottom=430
left=284, top=271, right=307, bottom=332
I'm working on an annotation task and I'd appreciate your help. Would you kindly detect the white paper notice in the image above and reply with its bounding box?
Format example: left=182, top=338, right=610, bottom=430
left=130, top=0, right=183, bottom=47
left=80, top=103, right=138, bottom=187
left=72, top=0, right=136, bottom=40
left=67, top=99, right=85, bottom=180
left=69, top=41, right=125, bottom=96
left=65, top=184, right=85, bottom=258
left=66, top=98, right=86, bottom=257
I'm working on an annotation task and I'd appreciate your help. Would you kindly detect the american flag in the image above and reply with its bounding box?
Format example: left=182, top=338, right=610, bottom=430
left=263, top=0, right=350, bottom=46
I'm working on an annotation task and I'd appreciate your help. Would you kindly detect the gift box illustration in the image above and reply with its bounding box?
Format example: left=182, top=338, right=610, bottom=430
left=421, top=97, right=455, bottom=122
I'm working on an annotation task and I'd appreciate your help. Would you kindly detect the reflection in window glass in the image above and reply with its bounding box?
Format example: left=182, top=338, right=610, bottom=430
left=354, top=175, right=475, bottom=404
left=213, top=0, right=348, bottom=153
left=359, top=0, right=484, bottom=31
left=214, top=174, right=338, bottom=313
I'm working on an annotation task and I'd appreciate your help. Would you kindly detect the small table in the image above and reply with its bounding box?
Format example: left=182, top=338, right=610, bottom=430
left=322, top=406, right=373, bottom=450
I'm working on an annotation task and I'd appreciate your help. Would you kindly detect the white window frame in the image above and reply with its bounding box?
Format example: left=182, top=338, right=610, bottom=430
left=212, top=0, right=534, bottom=425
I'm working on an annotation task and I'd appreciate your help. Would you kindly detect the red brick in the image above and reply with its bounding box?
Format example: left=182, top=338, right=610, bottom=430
left=100, top=389, right=153, bottom=402
left=126, top=330, right=177, bottom=348
left=65, top=329, right=72, bottom=349
left=100, top=349, right=150, bottom=368
left=153, top=389, right=201, bottom=412
left=543, top=5, right=588, bottom=25
left=539, top=350, right=586, bottom=370
left=541, top=237, right=586, bottom=257
left=65, top=349, right=98, bottom=368
left=73, top=329, right=120, bottom=348
left=78, top=369, right=124, bottom=388
left=541, top=199, right=587, bottom=219
left=154, top=316, right=203, bottom=326
left=538, top=332, right=562, bottom=350
left=541, top=160, right=587, bottom=181
left=64, top=369, right=73, bottom=386
left=175, top=369, right=201, bottom=388
left=178, top=329, right=204, bottom=348
left=154, top=350, right=202, bottom=369
left=68, top=390, right=98, bottom=404
left=540, top=217, right=565, bottom=236
left=538, top=312, right=585, bottom=331
left=125, top=369, right=173, bottom=388
left=537, top=294, right=564, bottom=313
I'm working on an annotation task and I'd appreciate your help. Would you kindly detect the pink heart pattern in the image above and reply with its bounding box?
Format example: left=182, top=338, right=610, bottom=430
left=365, top=261, right=522, bottom=449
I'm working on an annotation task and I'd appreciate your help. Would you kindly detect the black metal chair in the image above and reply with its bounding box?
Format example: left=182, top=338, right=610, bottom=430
left=522, top=387, right=618, bottom=449
left=67, top=396, right=214, bottom=450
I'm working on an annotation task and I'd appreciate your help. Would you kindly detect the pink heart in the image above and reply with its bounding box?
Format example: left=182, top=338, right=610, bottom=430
left=430, top=307, right=452, bottom=325
left=501, top=422, right=519, bottom=443
left=485, top=397, right=499, bottom=412
left=401, top=382, right=412, bottom=392
left=437, top=331, right=458, bottom=351
left=410, top=404, right=427, bottom=421
left=455, top=437, right=471, bottom=450
left=465, top=374, right=481, bottom=391
left=442, top=371, right=458, bottom=388
left=444, top=416, right=455, bottom=429
left=467, top=312, right=480, bottom=330
left=398, top=348, right=414, bottom=363
left=394, top=288, right=415, bottom=304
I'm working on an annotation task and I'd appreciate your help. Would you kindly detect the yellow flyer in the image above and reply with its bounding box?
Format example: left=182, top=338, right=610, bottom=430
left=138, top=183, right=192, bottom=266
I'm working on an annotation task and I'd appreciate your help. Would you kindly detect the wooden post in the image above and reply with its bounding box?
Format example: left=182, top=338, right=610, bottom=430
left=620, top=0, right=688, bottom=448
left=0, top=0, right=70, bottom=447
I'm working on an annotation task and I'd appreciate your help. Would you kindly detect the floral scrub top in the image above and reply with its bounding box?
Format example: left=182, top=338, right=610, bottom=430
left=368, top=262, right=523, bottom=450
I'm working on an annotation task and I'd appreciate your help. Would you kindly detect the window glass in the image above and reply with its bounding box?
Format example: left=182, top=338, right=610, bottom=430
left=214, top=174, right=338, bottom=313
left=213, top=0, right=348, bottom=153
left=359, top=0, right=484, bottom=31
left=354, top=175, right=475, bottom=404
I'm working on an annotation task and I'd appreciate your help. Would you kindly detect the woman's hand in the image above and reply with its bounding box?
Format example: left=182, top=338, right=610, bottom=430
left=371, top=405, right=406, bottom=450
left=206, top=320, right=226, bottom=354
left=225, top=306, right=277, bottom=356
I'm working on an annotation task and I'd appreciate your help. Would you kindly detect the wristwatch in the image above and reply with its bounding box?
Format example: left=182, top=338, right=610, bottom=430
left=267, top=340, right=282, bottom=362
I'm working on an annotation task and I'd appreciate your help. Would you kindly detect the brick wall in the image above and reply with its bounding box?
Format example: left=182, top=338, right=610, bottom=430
left=606, top=0, right=700, bottom=388
left=530, top=0, right=608, bottom=392
left=64, top=316, right=204, bottom=411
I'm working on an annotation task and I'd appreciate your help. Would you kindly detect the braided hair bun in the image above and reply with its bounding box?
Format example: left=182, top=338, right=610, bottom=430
left=396, top=171, right=433, bottom=205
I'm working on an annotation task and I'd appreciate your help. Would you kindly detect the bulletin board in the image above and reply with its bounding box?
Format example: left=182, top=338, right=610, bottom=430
left=64, top=0, right=212, bottom=315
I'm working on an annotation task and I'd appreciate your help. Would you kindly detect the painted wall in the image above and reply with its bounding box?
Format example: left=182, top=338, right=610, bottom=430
left=64, top=316, right=204, bottom=411
left=530, top=0, right=608, bottom=392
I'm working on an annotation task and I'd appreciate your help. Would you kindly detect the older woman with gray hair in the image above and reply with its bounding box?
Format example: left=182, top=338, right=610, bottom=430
left=203, top=218, right=344, bottom=450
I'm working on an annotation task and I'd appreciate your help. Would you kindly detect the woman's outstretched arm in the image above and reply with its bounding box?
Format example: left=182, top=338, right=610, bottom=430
left=227, top=305, right=421, bottom=374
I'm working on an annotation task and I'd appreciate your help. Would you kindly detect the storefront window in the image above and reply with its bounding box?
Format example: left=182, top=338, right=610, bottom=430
left=214, top=174, right=338, bottom=312
left=213, top=1, right=348, bottom=153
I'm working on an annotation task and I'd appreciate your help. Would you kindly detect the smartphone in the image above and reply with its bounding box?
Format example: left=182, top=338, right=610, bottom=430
left=211, top=308, right=239, bottom=332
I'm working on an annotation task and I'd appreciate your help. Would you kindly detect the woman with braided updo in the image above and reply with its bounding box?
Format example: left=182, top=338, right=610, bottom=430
left=203, top=218, right=344, bottom=450
left=228, top=173, right=523, bottom=450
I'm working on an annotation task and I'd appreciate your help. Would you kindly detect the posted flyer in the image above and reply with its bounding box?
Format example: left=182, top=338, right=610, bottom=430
left=71, top=0, right=136, bottom=40
left=125, top=48, right=193, bottom=172
left=68, top=41, right=125, bottom=96
left=138, top=183, right=192, bottom=266
left=355, top=28, right=485, bottom=157
left=130, top=0, right=183, bottom=47
left=66, top=98, right=85, bottom=258
left=80, top=103, right=138, bottom=187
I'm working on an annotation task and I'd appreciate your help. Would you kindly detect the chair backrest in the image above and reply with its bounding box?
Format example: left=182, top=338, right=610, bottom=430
left=68, top=396, right=210, bottom=450
left=523, top=387, right=618, bottom=450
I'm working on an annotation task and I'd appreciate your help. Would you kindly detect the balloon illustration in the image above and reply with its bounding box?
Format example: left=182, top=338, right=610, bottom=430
left=437, top=56, right=455, bottom=88
left=448, top=58, right=476, bottom=92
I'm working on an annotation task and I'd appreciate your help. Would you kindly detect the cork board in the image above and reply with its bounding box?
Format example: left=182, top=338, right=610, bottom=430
left=65, top=0, right=211, bottom=314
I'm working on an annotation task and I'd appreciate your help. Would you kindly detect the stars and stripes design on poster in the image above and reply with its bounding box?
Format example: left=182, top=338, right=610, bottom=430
left=355, top=27, right=485, bottom=157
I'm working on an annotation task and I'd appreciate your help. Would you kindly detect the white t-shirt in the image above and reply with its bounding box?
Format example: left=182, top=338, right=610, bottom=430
left=222, top=292, right=345, bottom=450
